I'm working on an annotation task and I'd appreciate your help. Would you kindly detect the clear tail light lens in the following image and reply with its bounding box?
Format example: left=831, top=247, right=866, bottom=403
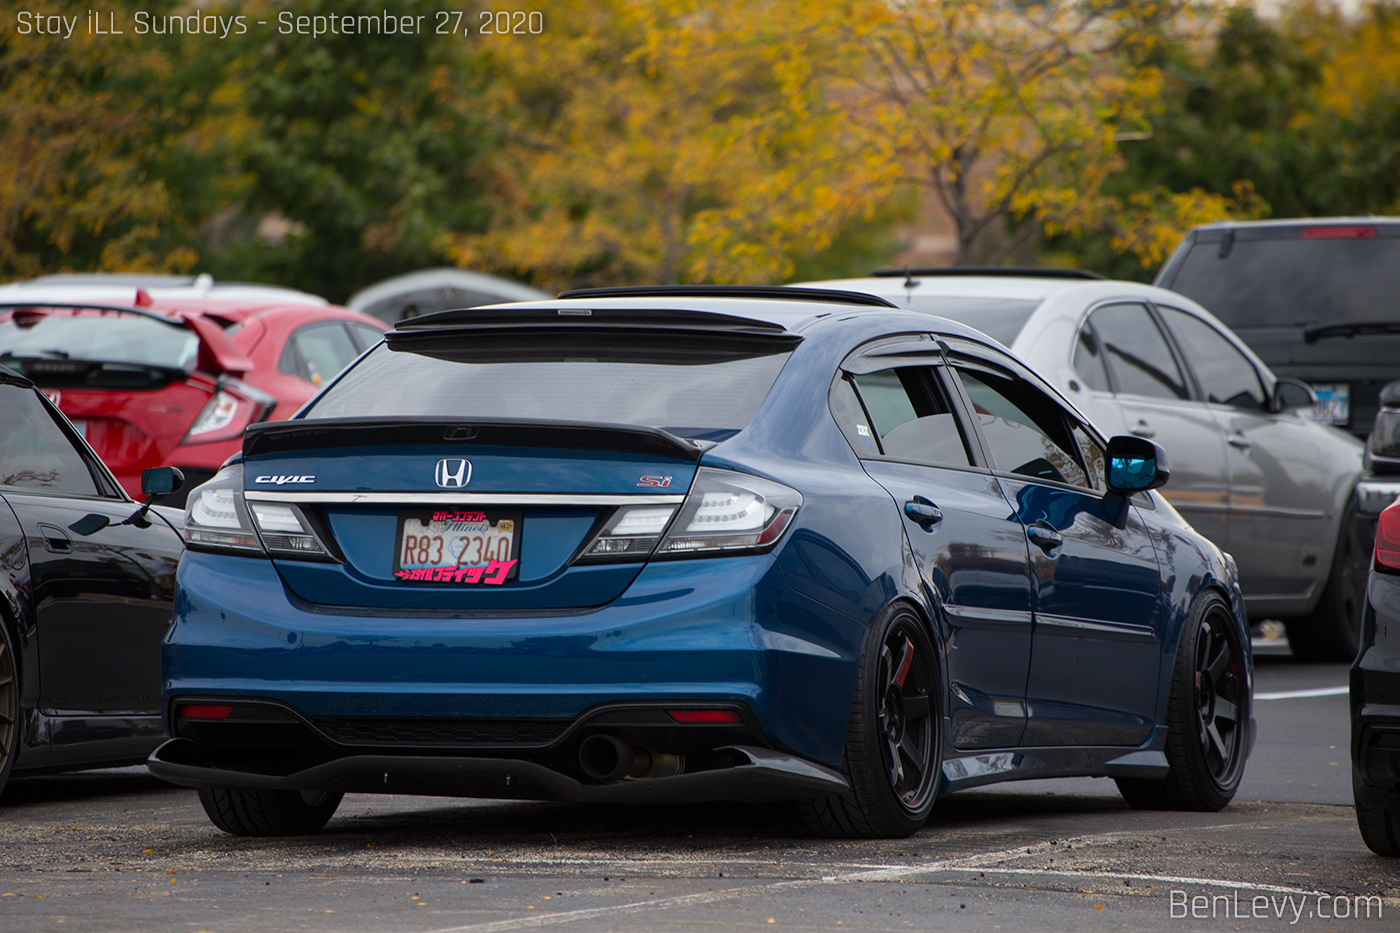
left=578, top=505, right=678, bottom=561
left=184, top=465, right=262, bottom=554
left=185, top=464, right=330, bottom=560
left=1376, top=502, right=1400, bottom=574
left=656, top=468, right=801, bottom=556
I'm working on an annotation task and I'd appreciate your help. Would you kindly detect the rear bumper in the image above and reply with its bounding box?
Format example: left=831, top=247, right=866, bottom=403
left=147, top=737, right=848, bottom=803
left=163, top=549, right=865, bottom=768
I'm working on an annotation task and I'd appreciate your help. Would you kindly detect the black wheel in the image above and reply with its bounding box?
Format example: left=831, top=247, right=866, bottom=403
left=197, top=786, right=342, bottom=836
left=1356, top=800, right=1400, bottom=856
left=1116, top=594, right=1247, bottom=811
left=1286, top=501, right=1368, bottom=662
left=0, top=624, right=17, bottom=799
left=801, top=605, right=940, bottom=838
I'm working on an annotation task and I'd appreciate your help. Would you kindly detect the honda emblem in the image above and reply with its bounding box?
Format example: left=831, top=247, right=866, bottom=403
left=435, top=458, right=471, bottom=488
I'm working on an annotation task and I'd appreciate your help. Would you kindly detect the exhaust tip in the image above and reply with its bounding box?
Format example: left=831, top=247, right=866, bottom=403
left=579, top=734, right=634, bottom=783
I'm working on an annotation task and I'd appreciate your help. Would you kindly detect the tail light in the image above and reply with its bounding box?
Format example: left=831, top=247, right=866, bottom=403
left=184, top=464, right=332, bottom=560
left=1376, top=502, right=1400, bottom=574
left=575, top=467, right=801, bottom=563
left=182, top=378, right=275, bottom=444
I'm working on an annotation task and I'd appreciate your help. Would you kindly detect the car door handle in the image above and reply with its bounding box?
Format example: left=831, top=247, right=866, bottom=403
left=904, top=498, right=943, bottom=529
left=1026, top=521, right=1063, bottom=552
left=1227, top=432, right=1252, bottom=450
left=1130, top=420, right=1156, bottom=439
left=37, top=522, right=73, bottom=553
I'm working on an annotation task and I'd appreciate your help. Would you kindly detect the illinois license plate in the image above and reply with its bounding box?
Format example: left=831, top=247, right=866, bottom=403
left=393, top=509, right=521, bottom=584
left=1310, top=384, right=1349, bottom=425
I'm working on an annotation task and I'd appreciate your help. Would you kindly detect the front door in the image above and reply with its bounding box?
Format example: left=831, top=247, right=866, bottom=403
left=947, top=355, right=1164, bottom=748
left=0, top=384, right=182, bottom=717
left=834, top=357, right=1035, bottom=750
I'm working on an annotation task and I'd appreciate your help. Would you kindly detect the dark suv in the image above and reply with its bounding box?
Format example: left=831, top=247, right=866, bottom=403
left=1156, top=218, right=1400, bottom=440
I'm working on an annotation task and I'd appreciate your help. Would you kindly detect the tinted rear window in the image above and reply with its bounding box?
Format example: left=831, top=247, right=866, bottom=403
left=0, top=311, right=197, bottom=370
left=902, top=297, right=1040, bottom=345
left=304, top=337, right=793, bottom=440
left=1166, top=233, right=1400, bottom=329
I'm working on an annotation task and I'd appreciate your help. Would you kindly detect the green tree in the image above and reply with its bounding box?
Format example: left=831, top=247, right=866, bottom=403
left=204, top=0, right=495, bottom=302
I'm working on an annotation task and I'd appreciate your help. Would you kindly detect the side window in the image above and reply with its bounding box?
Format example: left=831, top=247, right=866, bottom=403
left=1159, top=307, right=1269, bottom=412
left=955, top=368, right=1089, bottom=488
left=847, top=367, right=972, bottom=467
left=1087, top=303, right=1189, bottom=401
left=348, top=323, right=384, bottom=352
left=1072, top=424, right=1106, bottom=492
left=283, top=323, right=361, bottom=386
left=1072, top=325, right=1112, bottom=392
left=0, top=385, right=101, bottom=496
left=829, top=377, right=880, bottom=455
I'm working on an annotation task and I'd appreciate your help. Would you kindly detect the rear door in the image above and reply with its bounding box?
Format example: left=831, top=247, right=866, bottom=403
left=1155, top=305, right=1331, bottom=603
left=836, top=341, right=1035, bottom=750
left=0, top=383, right=182, bottom=720
left=943, top=341, right=1163, bottom=748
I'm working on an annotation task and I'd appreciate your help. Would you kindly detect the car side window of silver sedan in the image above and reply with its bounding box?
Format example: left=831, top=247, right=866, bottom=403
left=1158, top=307, right=1270, bottom=412
left=1072, top=326, right=1112, bottom=392
left=1088, top=303, right=1190, bottom=401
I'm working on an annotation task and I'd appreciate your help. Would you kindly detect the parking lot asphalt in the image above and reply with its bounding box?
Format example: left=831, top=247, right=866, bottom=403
left=0, top=660, right=1391, bottom=933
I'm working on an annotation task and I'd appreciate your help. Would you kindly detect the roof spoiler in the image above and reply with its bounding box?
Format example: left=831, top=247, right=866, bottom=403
left=244, top=417, right=713, bottom=461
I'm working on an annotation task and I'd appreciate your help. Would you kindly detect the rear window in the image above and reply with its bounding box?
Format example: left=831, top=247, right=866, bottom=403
left=902, top=297, right=1040, bottom=345
left=304, top=337, right=793, bottom=440
left=0, top=310, right=197, bottom=370
left=1166, top=232, right=1400, bottom=329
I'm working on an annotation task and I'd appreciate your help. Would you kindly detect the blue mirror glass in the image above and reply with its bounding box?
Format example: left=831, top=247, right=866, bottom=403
left=1108, top=454, right=1156, bottom=491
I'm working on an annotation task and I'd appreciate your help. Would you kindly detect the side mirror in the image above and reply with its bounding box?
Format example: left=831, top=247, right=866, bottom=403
left=1105, top=436, right=1170, bottom=495
left=141, top=466, right=185, bottom=497
left=1273, top=377, right=1318, bottom=413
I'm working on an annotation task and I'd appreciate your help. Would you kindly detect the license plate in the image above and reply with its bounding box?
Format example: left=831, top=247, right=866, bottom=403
left=393, top=509, right=521, bottom=584
left=1310, top=384, right=1349, bottom=425
left=70, top=420, right=87, bottom=437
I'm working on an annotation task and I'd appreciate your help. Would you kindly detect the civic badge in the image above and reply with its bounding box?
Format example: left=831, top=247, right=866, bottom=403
left=435, top=458, right=471, bottom=488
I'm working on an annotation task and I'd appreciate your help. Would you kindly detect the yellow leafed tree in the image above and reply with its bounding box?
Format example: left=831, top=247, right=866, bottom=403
left=442, top=0, right=887, bottom=289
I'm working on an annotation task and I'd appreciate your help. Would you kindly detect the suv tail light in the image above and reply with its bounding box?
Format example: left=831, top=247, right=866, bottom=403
left=1376, top=502, right=1400, bottom=573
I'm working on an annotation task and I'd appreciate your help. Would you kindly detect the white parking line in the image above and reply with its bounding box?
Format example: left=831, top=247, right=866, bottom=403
left=418, top=824, right=1319, bottom=933
left=1254, top=686, right=1348, bottom=700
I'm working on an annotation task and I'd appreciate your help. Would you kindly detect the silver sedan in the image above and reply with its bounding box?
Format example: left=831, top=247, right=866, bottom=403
left=800, top=270, right=1366, bottom=661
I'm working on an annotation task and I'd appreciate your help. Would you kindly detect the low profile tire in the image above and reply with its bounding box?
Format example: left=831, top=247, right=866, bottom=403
left=197, top=787, right=342, bottom=836
left=1286, top=501, right=1368, bottom=662
left=1356, top=800, right=1400, bottom=856
left=0, top=623, right=18, bottom=798
left=801, top=604, right=941, bottom=838
left=1116, top=594, right=1247, bottom=811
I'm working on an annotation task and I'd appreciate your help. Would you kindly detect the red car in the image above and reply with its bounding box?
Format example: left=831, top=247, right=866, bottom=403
left=0, top=276, right=386, bottom=499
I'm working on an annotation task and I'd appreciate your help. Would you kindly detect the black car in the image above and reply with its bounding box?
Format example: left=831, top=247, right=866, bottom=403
left=1156, top=217, right=1400, bottom=440
left=0, top=365, right=185, bottom=797
left=1354, top=498, right=1400, bottom=855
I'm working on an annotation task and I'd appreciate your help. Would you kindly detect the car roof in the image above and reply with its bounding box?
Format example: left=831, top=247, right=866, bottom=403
left=0, top=275, right=328, bottom=308
left=1185, top=215, right=1400, bottom=232
left=347, top=268, right=551, bottom=311
left=793, top=274, right=1200, bottom=308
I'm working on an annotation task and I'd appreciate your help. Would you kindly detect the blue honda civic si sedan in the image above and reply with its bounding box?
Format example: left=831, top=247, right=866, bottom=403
left=148, top=285, right=1253, bottom=838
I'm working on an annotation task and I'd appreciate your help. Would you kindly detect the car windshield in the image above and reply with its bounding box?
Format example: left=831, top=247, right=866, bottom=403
left=901, top=297, right=1040, bottom=345
left=0, top=309, right=198, bottom=370
left=1167, top=234, right=1400, bottom=329
left=304, top=336, right=794, bottom=440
